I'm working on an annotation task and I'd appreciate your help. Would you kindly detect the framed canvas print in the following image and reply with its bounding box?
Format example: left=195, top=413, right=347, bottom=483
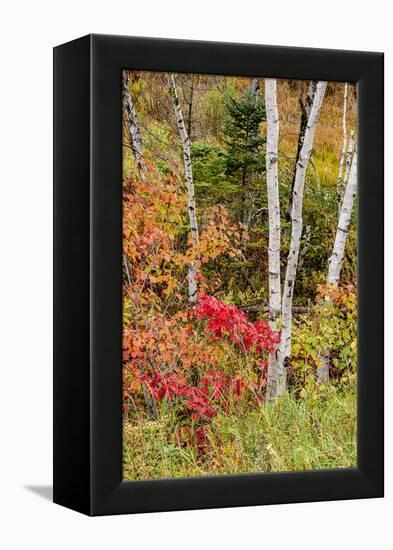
left=53, top=34, right=384, bottom=516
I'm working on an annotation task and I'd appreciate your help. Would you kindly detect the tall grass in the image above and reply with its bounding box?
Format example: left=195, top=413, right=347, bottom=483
left=123, top=386, right=356, bottom=480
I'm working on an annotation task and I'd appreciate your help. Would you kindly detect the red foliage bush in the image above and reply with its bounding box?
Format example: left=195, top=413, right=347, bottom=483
left=123, top=293, right=280, bottom=451
left=195, top=294, right=280, bottom=353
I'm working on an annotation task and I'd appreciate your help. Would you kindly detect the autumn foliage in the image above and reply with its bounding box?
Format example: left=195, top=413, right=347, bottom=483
left=122, top=74, right=358, bottom=478
left=122, top=166, right=281, bottom=448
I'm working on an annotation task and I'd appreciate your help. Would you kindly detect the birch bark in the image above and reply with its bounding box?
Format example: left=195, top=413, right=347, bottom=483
left=123, top=71, right=145, bottom=179
left=328, top=149, right=357, bottom=285
left=287, top=81, right=317, bottom=222
left=277, top=81, right=327, bottom=395
left=337, top=83, right=348, bottom=191
left=168, top=73, right=199, bottom=304
left=186, top=74, right=194, bottom=141
left=343, top=129, right=355, bottom=190
left=264, top=78, right=281, bottom=401
left=317, top=149, right=357, bottom=382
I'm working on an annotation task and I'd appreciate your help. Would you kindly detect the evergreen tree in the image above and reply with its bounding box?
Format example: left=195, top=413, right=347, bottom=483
left=222, top=90, right=266, bottom=226
left=191, top=140, right=237, bottom=207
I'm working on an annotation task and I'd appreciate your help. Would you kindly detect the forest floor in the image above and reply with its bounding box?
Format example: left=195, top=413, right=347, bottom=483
left=123, top=386, right=356, bottom=480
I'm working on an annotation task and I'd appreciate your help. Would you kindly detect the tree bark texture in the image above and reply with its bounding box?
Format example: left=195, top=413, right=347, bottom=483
left=168, top=73, right=199, bottom=304
left=287, top=81, right=317, bottom=222
left=264, top=78, right=281, bottom=402
left=343, top=129, right=355, bottom=191
left=123, top=71, right=146, bottom=179
left=328, top=149, right=357, bottom=285
left=277, top=81, right=328, bottom=395
left=297, top=224, right=312, bottom=272
left=318, top=148, right=357, bottom=382
left=337, top=83, right=348, bottom=191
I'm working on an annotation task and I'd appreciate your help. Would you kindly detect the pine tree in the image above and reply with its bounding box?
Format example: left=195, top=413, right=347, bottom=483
left=222, top=90, right=266, bottom=226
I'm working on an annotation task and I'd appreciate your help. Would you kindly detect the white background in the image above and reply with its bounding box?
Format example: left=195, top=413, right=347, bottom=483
left=0, top=1, right=390, bottom=548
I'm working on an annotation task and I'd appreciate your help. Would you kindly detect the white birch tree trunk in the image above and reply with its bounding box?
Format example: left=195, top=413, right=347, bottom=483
left=343, top=129, right=355, bottom=189
left=286, top=81, right=316, bottom=223
left=185, top=73, right=195, bottom=140
left=317, top=149, right=357, bottom=382
left=122, top=71, right=145, bottom=179
left=337, top=83, right=348, bottom=191
left=168, top=73, right=199, bottom=304
left=276, top=81, right=328, bottom=395
left=264, top=78, right=281, bottom=402
left=328, top=149, right=357, bottom=285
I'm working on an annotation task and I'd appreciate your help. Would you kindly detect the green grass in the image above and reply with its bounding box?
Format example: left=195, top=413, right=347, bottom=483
left=123, top=386, right=356, bottom=480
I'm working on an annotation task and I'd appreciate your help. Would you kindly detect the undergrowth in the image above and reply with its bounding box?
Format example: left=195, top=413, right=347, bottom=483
left=123, top=385, right=356, bottom=480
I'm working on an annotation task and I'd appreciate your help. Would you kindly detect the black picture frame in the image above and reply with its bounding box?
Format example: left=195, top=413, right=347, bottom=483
left=53, top=34, right=384, bottom=516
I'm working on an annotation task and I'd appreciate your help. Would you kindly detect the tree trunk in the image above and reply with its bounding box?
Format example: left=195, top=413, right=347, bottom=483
left=317, top=149, right=357, bottom=382
left=277, top=81, right=327, bottom=395
left=122, top=71, right=145, bottom=179
left=250, top=77, right=260, bottom=97
left=168, top=73, right=199, bottom=304
left=328, top=149, right=357, bottom=285
left=337, top=83, right=348, bottom=191
left=186, top=74, right=194, bottom=141
left=297, top=224, right=311, bottom=272
left=287, top=81, right=317, bottom=223
left=264, top=78, right=281, bottom=402
left=342, top=129, right=355, bottom=190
